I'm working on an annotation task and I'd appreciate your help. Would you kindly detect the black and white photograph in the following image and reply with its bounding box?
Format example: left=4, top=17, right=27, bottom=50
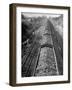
left=21, top=13, right=63, bottom=77
left=9, top=3, right=70, bottom=86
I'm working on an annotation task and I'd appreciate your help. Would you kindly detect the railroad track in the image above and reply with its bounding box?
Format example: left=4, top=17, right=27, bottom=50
left=35, top=19, right=59, bottom=76
left=22, top=41, right=41, bottom=77
left=22, top=18, right=63, bottom=77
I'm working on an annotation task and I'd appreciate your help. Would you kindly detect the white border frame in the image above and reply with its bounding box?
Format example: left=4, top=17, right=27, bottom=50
left=16, top=7, right=68, bottom=84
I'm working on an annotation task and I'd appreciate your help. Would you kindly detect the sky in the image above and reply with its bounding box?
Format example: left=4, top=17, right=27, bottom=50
left=22, top=12, right=62, bottom=18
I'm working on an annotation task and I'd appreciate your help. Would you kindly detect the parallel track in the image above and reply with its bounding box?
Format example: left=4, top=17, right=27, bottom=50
left=22, top=18, right=63, bottom=77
